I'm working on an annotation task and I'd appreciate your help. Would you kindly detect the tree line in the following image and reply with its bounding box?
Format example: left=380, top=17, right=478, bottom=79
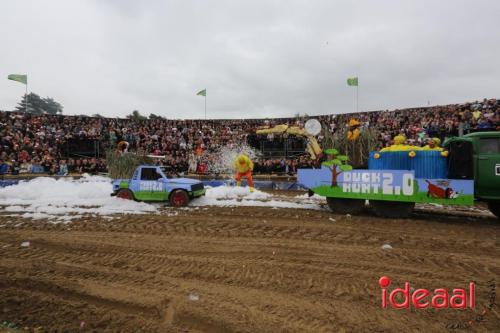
left=13, top=93, right=164, bottom=120
left=16, top=93, right=63, bottom=115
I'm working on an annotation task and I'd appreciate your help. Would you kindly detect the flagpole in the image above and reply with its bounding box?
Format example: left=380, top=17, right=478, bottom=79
left=356, top=84, right=358, bottom=113
left=25, top=77, right=28, bottom=113
left=205, top=93, right=207, bottom=120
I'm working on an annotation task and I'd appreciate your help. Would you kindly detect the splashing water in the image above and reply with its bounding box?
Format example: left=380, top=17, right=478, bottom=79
left=205, top=142, right=261, bottom=176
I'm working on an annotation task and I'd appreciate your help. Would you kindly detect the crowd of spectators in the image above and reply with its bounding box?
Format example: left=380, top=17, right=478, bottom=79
left=0, top=98, right=498, bottom=177
left=315, top=98, right=500, bottom=150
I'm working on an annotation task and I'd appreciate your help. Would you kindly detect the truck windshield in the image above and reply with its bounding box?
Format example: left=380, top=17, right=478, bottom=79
left=140, top=168, right=162, bottom=180
left=479, top=138, right=500, bottom=154
left=160, top=166, right=178, bottom=178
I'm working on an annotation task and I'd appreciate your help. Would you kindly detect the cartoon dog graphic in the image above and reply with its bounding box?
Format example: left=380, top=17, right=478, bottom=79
left=425, top=180, right=459, bottom=199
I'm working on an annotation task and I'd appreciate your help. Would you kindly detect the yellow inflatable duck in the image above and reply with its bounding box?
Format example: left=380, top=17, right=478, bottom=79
left=422, top=137, right=444, bottom=151
left=380, top=135, right=422, bottom=152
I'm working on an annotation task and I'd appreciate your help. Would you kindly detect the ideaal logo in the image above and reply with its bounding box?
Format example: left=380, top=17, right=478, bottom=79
left=379, top=276, right=497, bottom=329
left=379, top=276, right=475, bottom=309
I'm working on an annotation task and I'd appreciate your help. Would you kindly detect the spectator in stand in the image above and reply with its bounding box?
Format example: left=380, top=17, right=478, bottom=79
left=58, top=160, right=69, bottom=176
left=73, top=159, right=81, bottom=173
left=88, top=158, right=98, bottom=174
left=19, top=159, right=32, bottom=174
left=196, top=160, right=207, bottom=174
left=81, top=159, right=90, bottom=173
left=0, top=159, right=9, bottom=177
left=188, top=155, right=198, bottom=174
left=31, top=158, right=42, bottom=173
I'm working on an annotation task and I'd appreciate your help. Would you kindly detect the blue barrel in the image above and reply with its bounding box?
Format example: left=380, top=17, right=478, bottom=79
left=410, top=150, right=447, bottom=178
left=369, top=151, right=412, bottom=171
left=369, top=150, right=447, bottom=178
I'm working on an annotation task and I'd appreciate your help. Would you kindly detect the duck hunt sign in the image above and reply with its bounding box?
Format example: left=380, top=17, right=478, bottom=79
left=298, top=168, right=474, bottom=205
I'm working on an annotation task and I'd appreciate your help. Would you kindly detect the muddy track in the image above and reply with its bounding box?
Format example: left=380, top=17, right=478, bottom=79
left=0, top=207, right=499, bottom=332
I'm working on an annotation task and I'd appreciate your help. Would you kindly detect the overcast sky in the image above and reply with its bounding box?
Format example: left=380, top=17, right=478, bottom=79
left=1, top=0, right=499, bottom=119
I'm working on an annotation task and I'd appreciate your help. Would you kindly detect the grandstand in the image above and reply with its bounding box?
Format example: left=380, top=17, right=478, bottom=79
left=0, top=98, right=498, bottom=177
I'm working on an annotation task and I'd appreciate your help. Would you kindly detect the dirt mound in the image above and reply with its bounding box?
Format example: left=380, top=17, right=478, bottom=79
left=0, top=207, right=498, bottom=332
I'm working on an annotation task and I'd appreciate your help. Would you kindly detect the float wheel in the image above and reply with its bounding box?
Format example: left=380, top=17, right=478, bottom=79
left=326, top=198, right=365, bottom=215
left=170, top=190, right=190, bottom=207
left=116, top=189, right=134, bottom=200
left=371, top=200, right=415, bottom=218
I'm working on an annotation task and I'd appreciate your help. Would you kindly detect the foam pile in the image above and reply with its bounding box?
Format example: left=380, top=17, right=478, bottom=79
left=191, top=185, right=325, bottom=210
left=0, top=177, right=326, bottom=222
left=0, top=175, right=156, bottom=222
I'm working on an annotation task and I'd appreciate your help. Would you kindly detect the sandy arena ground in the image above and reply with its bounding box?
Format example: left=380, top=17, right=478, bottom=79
left=0, top=205, right=499, bottom=332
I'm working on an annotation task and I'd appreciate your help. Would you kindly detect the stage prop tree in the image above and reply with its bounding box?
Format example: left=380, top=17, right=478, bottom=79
left=322, top=149, right=352, bottom=187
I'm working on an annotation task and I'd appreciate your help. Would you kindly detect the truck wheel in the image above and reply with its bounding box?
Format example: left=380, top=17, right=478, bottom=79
left=326, top=198, right=365, bottom=215
left=116, top=189, right=134, bottom=200
left=170, top=190, right=190, bottom=207
left=371, top=200, right=415, bottom=218
left=487, top=201, right=500, bottom=219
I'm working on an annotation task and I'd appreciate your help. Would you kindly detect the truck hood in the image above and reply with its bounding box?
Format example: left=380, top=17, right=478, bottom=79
left=167, top=178, right=202, bottom=186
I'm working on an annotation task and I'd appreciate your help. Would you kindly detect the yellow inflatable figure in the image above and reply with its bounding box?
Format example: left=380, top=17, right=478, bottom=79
left=347, top=119, right=360, bottom=141
left=395, top=135, right=405, bottom=143
left=422, top=137, right=444, bottom=151
left=380, top=135, right=422, bottom=152
left=234, top=154, right=254, bottom=192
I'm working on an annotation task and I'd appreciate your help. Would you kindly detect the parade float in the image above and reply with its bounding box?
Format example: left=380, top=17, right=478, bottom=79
left=298, top=131, right=500, bottom=218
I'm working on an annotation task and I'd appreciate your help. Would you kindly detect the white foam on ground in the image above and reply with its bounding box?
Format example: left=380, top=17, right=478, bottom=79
left=0, top=175, right=156, bottom=222
left=204, top=185, right=271, bottom=200
left=294, top=193, right=324, bottom=200
left=190, top=185, right=326, bottom=211
left=0, top=177, right=326, bottom=221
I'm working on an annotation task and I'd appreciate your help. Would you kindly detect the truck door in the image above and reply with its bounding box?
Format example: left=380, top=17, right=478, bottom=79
left=476, top=137, right=500, bottom=198
left=137, top=167, right=164, bottom=201
left=447, top=141, right=473, bottom=179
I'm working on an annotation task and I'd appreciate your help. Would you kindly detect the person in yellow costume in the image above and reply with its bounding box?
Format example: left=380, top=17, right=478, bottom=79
left=422, top=137, right=444, bottom=151
left=234, top=154, right=254, bottom=192
left=347, top=118, right=360, bottom=141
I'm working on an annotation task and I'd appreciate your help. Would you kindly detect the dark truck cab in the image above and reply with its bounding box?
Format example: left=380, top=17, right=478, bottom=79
left=445, top=131, right=500, bottom=217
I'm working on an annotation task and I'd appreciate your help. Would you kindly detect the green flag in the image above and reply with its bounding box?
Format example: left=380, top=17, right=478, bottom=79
left=8, top=74, right=27, bottom=85
left=347, top=77, right=358, bottom=86
left=196, top=89, right=206, bottom=97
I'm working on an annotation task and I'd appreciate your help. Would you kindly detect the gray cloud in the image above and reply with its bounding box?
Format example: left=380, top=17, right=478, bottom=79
left=1, top=0, right=499, bottom=118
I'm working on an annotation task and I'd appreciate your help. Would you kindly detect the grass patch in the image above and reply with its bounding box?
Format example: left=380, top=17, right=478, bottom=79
left=313, top=185, right=474, bottom=205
